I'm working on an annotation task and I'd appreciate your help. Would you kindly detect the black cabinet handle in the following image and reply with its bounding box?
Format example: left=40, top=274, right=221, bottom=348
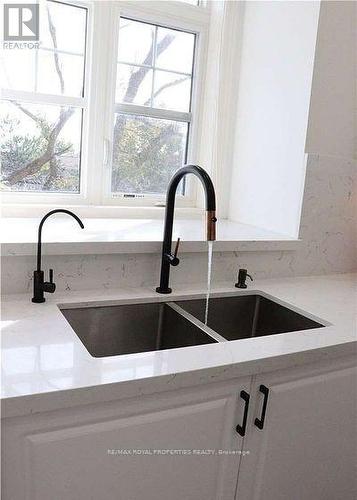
left=254, top=385, right=270, bottom=430
left=236, top=390, right=250, bottom=436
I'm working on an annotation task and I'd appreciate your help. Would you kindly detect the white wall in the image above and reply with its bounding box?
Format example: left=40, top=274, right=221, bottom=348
left=306, top=1, right=356, bottom=159
left=197, top=1, right=244, bottom=217
left=228, top=0, right=320, bottom=237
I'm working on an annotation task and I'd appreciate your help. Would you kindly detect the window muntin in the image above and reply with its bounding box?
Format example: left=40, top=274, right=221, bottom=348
left=111, top=17, right=196, bottom=197
left=0, top=0, right=87, bottom=194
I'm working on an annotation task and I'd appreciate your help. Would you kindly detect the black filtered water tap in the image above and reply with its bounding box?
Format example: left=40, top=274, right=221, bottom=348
left=32, top=209, right=84, bottom=303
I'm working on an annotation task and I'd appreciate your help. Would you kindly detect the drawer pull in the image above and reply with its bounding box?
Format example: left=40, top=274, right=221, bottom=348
left=254, top=385, right=270, bottom=430
left=236, top=390, right=250, bottom=436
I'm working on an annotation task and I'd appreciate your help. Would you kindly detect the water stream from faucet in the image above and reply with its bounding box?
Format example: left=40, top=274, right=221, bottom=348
left=204, top=241, right=213, bottom=325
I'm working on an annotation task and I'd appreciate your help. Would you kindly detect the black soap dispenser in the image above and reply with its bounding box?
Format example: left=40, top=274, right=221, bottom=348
left=235, top=269, right=253, bottom=288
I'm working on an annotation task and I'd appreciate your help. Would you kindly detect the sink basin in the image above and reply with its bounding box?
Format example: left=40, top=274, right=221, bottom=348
left=61, top=302, right=217, bottom=357
left=61, top=293, right=325, bottom=358
left=176, top=294, right=324, bottom=341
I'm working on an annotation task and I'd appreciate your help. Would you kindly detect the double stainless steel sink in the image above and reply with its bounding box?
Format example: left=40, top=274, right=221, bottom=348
left=60, top=293, right=324, bottom=358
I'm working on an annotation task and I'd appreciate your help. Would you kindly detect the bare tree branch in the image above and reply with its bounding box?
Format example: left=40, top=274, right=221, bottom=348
left=114, top=33, right=175, bottom=146
left=7, top=19, right=177, bottom=190
left=5, top=108, right=74, bottom=185
left=10, top=101, right=49, bottom=137
left=11, top=102, right=41, bottom=124
left=123, top=33, right=174, bottom=103
left=47, top=5, right=65, bottom=94
left=144, top=75, right=190, bottom=106
left=6, top=8, right=74, bottom=188
left=43, top=157, right=60, bottom=190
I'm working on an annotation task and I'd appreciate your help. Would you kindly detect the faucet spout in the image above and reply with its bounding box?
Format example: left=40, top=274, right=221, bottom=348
left=36, top=209, right=84, bottom=272
left=156, top=165, right=217, bottom=294
left=32, top=209, right=84, bottom=303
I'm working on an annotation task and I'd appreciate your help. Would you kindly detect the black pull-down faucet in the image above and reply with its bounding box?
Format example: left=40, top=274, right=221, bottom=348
left=156, top=165, right=217, bottom=294
left=32, top=209, right=84, bottom=303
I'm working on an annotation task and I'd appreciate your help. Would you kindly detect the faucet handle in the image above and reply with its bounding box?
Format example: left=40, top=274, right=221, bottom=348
left=165, top=237, right=180, bottom=267
left=173, top=237, right=180, bottom=259
left=43, top=269, right=56, bottom=294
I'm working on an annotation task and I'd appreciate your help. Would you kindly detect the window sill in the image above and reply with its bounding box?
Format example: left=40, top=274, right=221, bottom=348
left=0, top=203, right=200, bottom=220
left=0, top=217, right=301, bottom=256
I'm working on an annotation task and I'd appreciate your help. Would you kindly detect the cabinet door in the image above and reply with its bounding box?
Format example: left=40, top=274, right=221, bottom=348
left=236, top=364, right=357, bottom=500
left=3, top=382, right=250, bottom=500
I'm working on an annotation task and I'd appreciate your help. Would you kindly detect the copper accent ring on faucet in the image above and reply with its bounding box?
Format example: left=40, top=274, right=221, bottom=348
left=206, top=210, right=217, bottom=241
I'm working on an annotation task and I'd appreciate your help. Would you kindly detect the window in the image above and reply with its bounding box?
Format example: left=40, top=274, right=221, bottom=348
left=1, top=0, right=209, bottom=209
left=111, top=18, right=195, bottom=197
left=1, top=0, right=88, bottom=194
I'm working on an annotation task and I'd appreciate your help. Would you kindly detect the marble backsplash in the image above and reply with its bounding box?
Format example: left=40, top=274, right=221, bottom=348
left=1, top=154, right=356, bottom=295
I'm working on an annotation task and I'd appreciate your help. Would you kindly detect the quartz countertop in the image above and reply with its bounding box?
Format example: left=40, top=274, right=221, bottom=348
left=0, top=217, right=298, bottom=256
left=1, top=273, right=356, bottom=418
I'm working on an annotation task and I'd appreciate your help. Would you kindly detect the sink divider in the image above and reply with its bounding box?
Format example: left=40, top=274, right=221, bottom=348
left=167, top=302, right=228, bottom=344
left=155, top=303, right=166, bottom=350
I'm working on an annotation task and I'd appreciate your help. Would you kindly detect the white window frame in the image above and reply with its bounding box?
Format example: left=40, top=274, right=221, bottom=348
left=100, top=1, right=210, bottom=208
left=1, top=0, right=211, bottom=212
left=1, top=0, right=93, bottom=206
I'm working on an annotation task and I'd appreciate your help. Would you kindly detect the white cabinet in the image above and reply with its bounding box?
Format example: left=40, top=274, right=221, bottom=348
left=2, top=379, right=251, bottom=500
left=2, top=357, right=356, bottom=500
left=236, top=362, right=357, bottom=500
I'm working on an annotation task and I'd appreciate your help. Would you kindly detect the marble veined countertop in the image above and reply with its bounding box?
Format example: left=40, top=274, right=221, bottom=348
left=1, top=273, right=356, bottom=417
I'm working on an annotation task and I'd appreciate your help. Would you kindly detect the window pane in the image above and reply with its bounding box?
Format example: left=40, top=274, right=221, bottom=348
left=116, top=64, right=153, bottom=105
left=37, top=51, right=85, bottom=96
left=41, top=1, right=87, bottom=54
left=114, top=19, right=195, bottom=197
left=153, top=70, right=192, bottom=112
left=115, top=18, right=196, bottom=110
left=118, top=19, right=154, bottom=66
left=1, top=1, right=87, bottom=97
left=0, top=49, right=36, bottom=92
left=156, top=28, right=195, bottom=74
left=1, top=101, right=82, bottom=193
left=111, top=114, right=188, bottom=195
